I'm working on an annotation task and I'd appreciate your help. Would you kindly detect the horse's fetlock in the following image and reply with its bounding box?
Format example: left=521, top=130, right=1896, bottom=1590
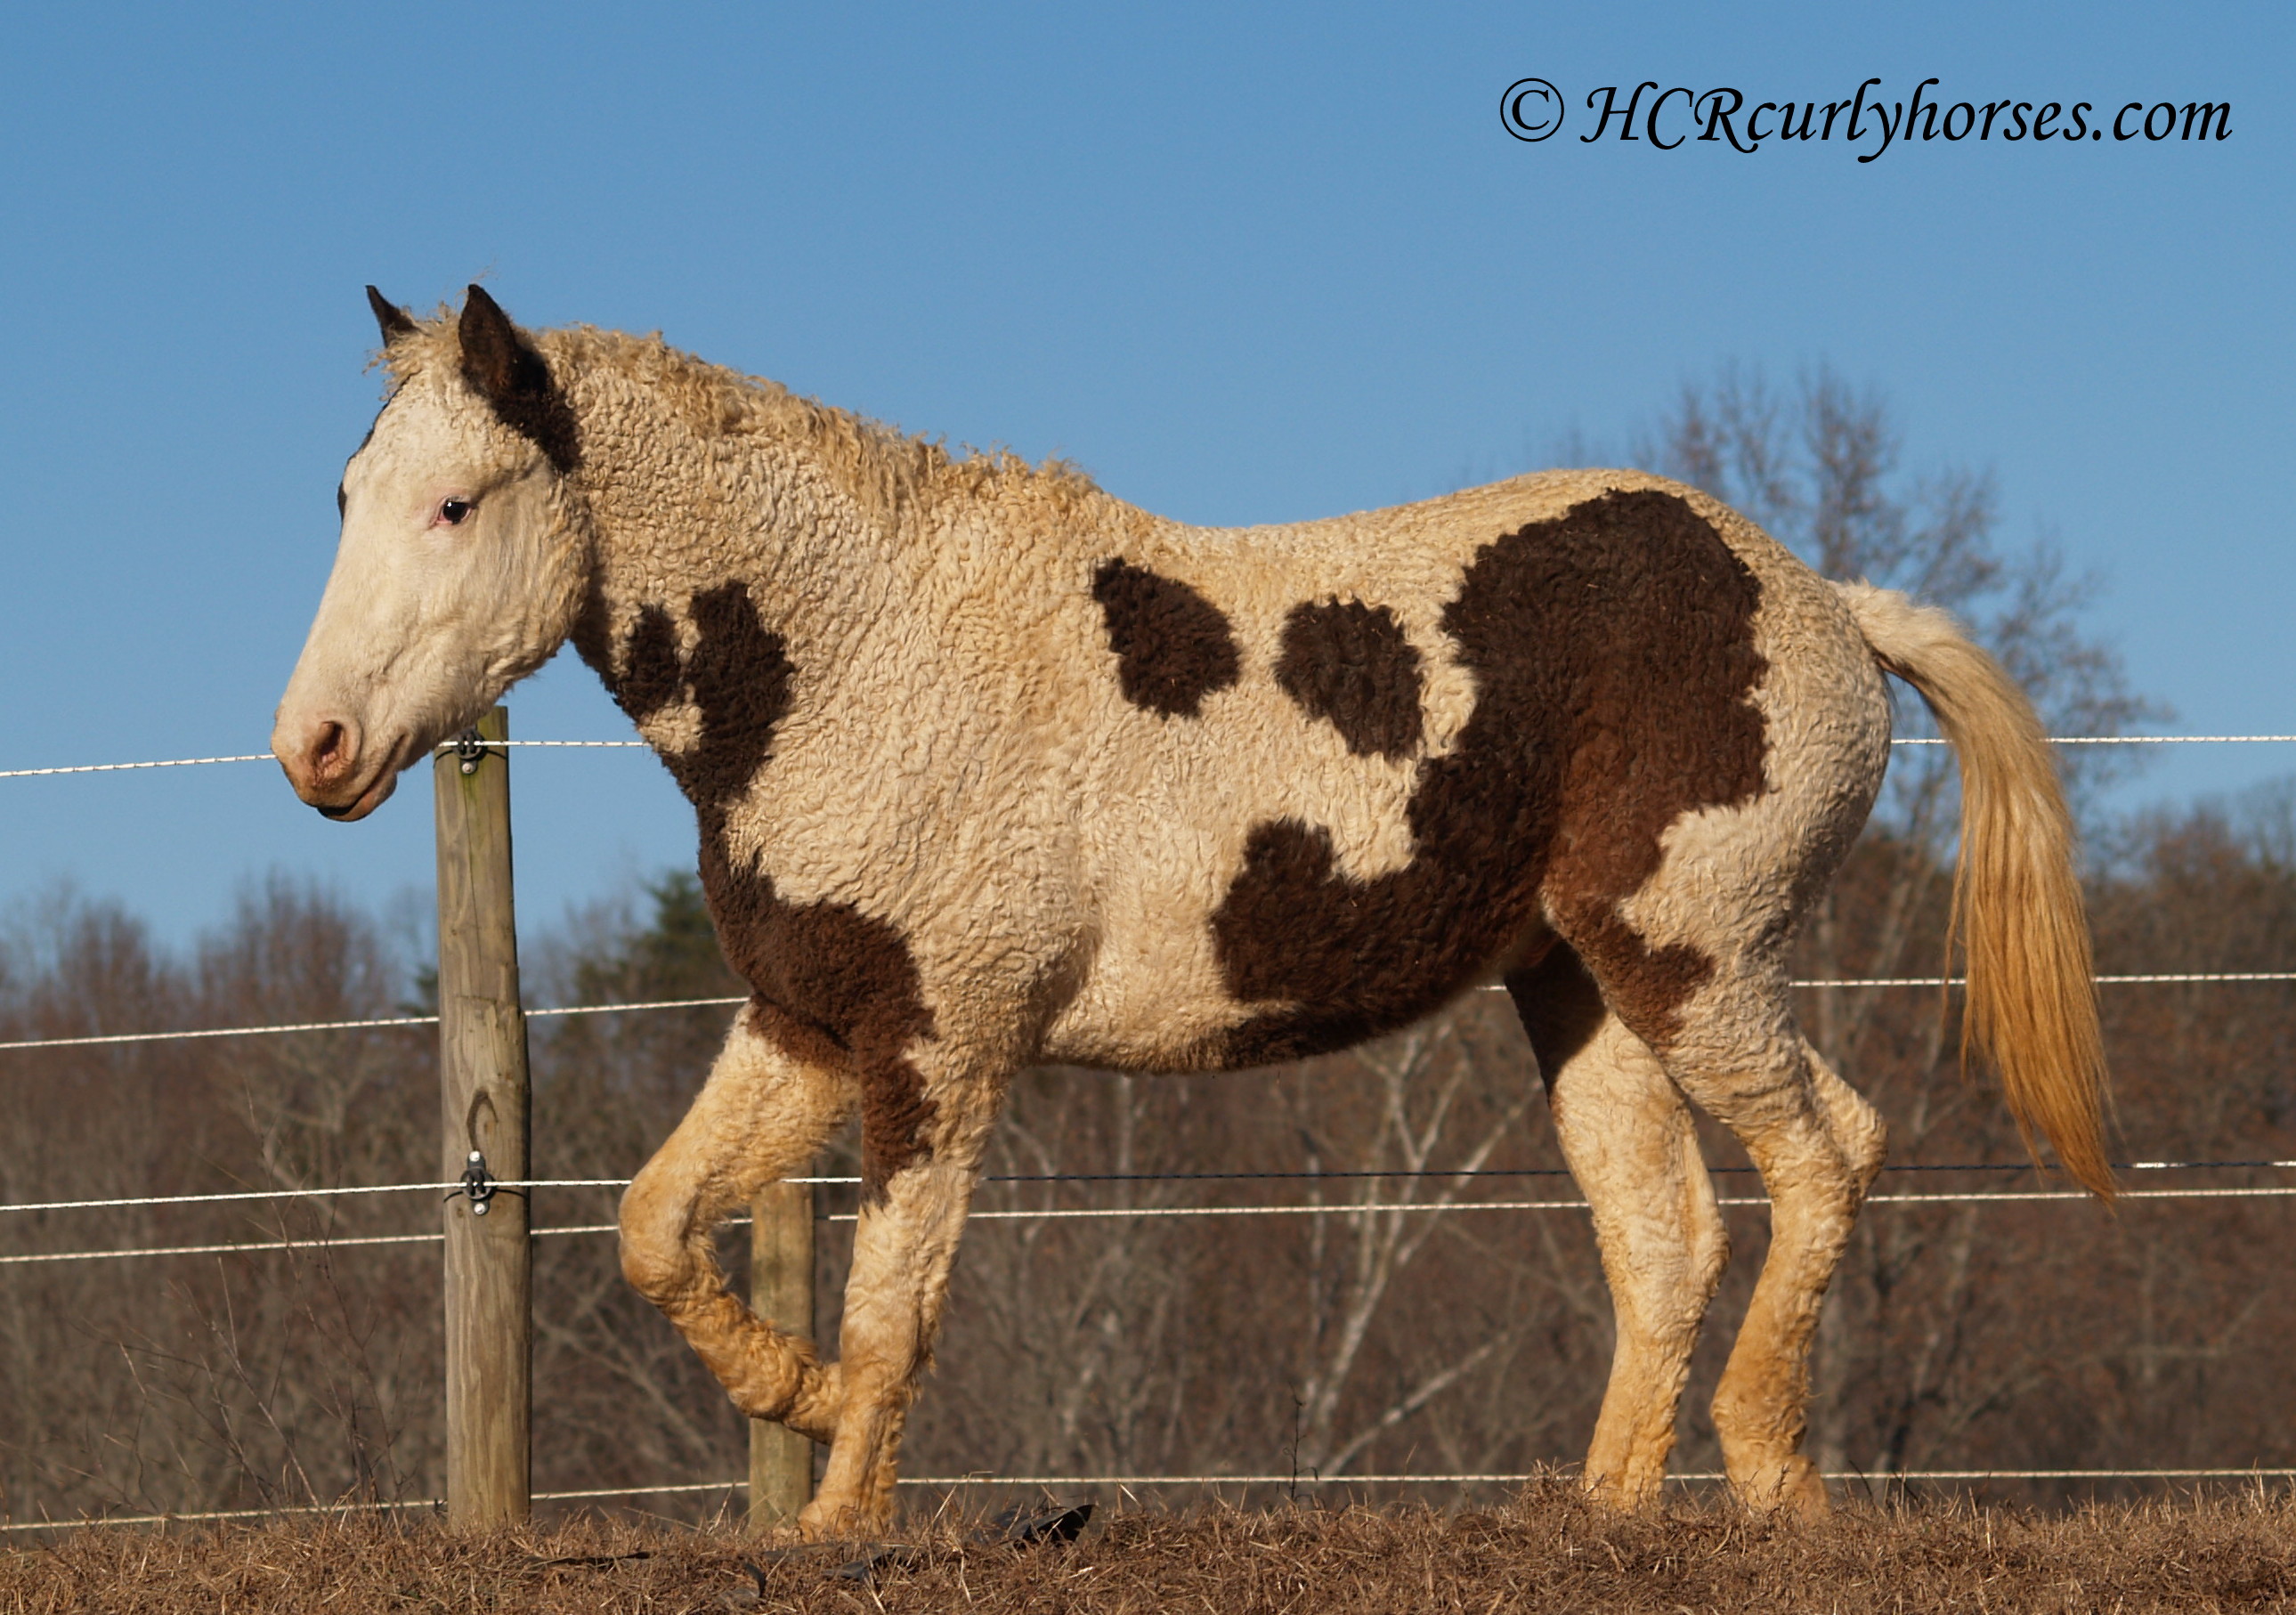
left=617, top=1237, right=694, bottom=1311
left=800, top=1365, right=845, bottom=1435
left=1581, top=1467, right=1664, bottom=1514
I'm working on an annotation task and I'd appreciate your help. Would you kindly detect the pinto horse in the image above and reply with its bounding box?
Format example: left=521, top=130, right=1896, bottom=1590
left=275, top=286, right=2111, bottom=1536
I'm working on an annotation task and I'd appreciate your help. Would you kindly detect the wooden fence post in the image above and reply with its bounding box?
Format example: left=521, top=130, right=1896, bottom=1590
left=435, top=705, right=532, bottom=1526
left=748, top=1173, right=815, bottom=1531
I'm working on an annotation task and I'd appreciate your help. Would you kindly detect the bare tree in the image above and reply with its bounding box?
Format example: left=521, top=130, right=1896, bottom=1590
left=0, top=878, right=440, bottom=1522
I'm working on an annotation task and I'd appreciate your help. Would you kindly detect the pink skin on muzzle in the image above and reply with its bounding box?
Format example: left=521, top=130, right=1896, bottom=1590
left=272, top=710, right=409, bottom=822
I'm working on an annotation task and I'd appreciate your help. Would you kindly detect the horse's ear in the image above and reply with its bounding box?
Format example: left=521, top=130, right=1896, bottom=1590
left=457, top=285, right=582, bottom=472
left=366, top=286, right=417, bottom=344
left=458, top=285, right=546, bottom=408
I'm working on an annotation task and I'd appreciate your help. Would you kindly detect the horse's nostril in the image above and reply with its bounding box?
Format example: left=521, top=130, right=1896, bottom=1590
left=309, top=719, right=357, bottom=781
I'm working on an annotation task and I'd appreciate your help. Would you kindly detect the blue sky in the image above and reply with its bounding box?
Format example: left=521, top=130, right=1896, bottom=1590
left=1, top=3, right=2287, bottom=954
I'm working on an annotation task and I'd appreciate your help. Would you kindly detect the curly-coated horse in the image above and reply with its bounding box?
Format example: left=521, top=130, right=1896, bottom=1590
left=274, top=287, right=2111, bottom=1537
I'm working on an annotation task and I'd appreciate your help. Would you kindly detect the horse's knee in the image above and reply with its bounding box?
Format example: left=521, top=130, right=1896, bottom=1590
left=617, top=1163, right=699, bottom=1311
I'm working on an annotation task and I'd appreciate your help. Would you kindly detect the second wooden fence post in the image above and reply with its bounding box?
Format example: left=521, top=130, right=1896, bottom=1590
left=436, top=705, right=532, bottom=1526
left=749, top=1173, right=815, bottom=1530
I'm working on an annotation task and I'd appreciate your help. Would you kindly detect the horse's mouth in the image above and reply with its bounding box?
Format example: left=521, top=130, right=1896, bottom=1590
left=306, top=768, right=401, bottom=823
left=279, top=732, right=409, bottom=824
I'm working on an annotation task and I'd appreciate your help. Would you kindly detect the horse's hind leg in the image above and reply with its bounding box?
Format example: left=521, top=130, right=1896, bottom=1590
left=1509, top=945, right=1730, bottom=1510
left=620, top=1012, right=856, bottom=1443
left=1569, top=930, right=1886, bottom=1514
left=1675, top=1019, right=1885, bottom=1512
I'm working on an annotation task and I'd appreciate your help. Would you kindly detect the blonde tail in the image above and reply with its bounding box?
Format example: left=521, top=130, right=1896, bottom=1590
left=1834, top=582, right=2115, bottom=1200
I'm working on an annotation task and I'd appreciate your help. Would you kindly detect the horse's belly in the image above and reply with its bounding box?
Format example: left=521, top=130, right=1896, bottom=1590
left=1034, top=870, right=1529, bottom=1074
left=1038, top=905, right=1253, bottom=1071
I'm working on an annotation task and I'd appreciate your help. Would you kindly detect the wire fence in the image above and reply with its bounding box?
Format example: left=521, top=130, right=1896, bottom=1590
left=9, top=730, right=2296, bottom=1522
left=9, top=730, right=2296, bottom=782
left=15, top=1464, right=2296, bottom=1534
left=10, top=970, right=2296, bottom=1056
left=4, top=1164, right=2294, bottom=1268
left=0, top=995, right=753, bottom=1053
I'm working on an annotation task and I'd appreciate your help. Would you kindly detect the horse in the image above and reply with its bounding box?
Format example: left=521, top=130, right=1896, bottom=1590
left=274, top=285, right=2111, bottom=1537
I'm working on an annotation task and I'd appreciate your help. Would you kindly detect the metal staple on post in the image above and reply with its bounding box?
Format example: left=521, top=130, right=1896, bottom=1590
left=434, top=706, right=533, bottom=1527
left=749, top=1172, right=817, bottom=1530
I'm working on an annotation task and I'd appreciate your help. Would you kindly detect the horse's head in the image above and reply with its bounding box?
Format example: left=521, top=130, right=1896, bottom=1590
left=274, top=286, right=589, bottom=820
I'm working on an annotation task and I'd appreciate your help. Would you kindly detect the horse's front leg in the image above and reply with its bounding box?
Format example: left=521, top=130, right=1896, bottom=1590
left=619, top=1011, right=856, bottom=1443
left=803, top=1067, right=1002, bottom=1538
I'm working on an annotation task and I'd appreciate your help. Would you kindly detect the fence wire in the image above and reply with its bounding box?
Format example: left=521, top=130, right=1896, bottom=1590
left=10, top=1177, right=2296, bottom=1269
left=8, top=731, right=2296, bottom=783
left=4, top=1159, right=2290, bottom=1221
left=9, top=1465, right=2294, bottom=1532
left=0, top=994, right=751, bottom=1053
left=0, top=740, right=651, bottom=780
left=10, top=968, right=2296, bottom=1056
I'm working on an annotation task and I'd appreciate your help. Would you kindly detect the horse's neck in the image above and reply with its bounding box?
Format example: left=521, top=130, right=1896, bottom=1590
left=573, top=379, right=901, bottom=654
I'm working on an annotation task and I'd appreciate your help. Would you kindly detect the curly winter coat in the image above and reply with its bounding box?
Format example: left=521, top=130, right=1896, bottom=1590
left=274, top=287, right=2109, bottom=1537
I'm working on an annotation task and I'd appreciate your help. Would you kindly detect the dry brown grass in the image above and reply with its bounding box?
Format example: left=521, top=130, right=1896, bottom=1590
left=8, top=1483, right=2296, bottom=1612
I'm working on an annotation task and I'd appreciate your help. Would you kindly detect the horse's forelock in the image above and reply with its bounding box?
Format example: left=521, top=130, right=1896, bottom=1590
left=368, top=312, right=458, bottom=385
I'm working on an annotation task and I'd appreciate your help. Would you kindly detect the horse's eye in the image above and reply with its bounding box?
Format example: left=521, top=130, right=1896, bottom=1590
left=440, top=498, right=473, bottom=526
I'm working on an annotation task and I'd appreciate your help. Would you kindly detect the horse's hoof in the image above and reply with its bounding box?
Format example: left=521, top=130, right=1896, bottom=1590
left=1779, top=1462, right=1829, bottom=1519
left=796, top=1497, right=888, bottom=1543
left=1732, top=1455, right=1829, bottom=1518
left=1579, top=1471, right=1665, bottom=1514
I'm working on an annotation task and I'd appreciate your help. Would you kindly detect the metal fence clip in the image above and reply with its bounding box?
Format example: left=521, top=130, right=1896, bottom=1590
left=453, top=1149, right=497, bottom=1215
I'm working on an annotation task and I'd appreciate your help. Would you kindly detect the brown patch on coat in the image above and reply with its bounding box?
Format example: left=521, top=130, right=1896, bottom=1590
left=675, top=584, right=793, bottom=807
left=703, top=846, right=940, bottom=1197
left=573, top=579, right=937, bottom=1195
left=1213, top=489, right=1769, bottom=1064
left=580, top=581, right=792, bottom=809
left=1091, top=558, right=1241, bottom=718
left=1274, top=598, right=1424, bottom=759
left=612, top=605, right=685, bottom=725
left=1505, top=942, right=1604, bottom=1084
left=457, top=285, right=582, bottom=475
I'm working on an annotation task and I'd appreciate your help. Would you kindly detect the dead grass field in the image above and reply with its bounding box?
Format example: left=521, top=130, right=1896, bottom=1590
left=9, top=1482, right=2296, bottom=1613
